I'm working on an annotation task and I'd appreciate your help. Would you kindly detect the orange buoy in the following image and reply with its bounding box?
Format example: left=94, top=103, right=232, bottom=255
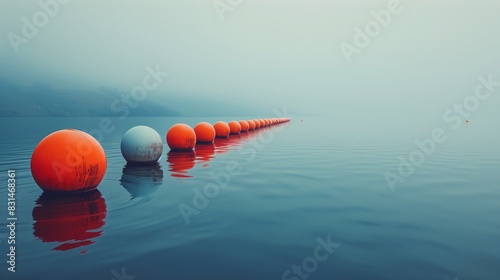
left=258, top=119, right=266, bottom=127
left=253, top=119, right=261, bottom=129
left=214, top=121, right=230, bottom=138
left=30, top=129, right=107, bottom=193
left=166, top=123, right=196, bottom=151
left=238, top=120, right=249, bottom=132
left=228, top=121, right=241, bottom=135
left=194, top=122, right=216, bottom=144
left=264, top=119, right=270, bottom=126
left=247, top=120, right=256, bottom=130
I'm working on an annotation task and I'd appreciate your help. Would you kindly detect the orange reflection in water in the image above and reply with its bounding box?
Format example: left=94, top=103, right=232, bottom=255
left=165, top=122, right=288, bottom=178
left=195, top=144, right=215, bottom=167
left=167, top=150, right=196, bottom=178
left=32, top=190, right=107, bottom=252
left=214, top=135, right=242, bottom=155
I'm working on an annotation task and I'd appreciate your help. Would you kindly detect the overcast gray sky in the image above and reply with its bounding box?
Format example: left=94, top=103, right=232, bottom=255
left=1, top=0, right=499, bottom=124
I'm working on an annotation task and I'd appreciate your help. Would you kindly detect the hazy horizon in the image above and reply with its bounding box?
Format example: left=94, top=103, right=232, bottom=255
left=1, top=0, right=500, bottom=123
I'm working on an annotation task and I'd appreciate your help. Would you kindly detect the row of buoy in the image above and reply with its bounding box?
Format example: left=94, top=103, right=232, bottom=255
left=167, top=118, right=290, bottom=151
left=30, top=118, right=290, bottom=193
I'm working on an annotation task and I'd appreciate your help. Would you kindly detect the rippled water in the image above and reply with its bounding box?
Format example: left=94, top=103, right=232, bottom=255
left=0, top=117, right=498, bottom=280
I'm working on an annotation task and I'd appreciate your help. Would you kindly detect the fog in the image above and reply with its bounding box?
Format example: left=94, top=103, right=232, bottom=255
left=1, top=0, right=499, bottom=126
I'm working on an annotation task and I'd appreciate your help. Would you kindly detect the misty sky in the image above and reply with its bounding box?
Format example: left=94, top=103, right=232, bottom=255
left=1, top=0, right=500, bottom=124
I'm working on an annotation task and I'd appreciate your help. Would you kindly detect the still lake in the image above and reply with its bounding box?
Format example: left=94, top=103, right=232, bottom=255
left=0, top=117, right=498, bottom=280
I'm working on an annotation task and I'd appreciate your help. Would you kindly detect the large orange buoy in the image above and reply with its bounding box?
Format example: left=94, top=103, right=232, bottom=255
left=31, top=129, right=107, bottom=193
left=166, top=123, right=196, bottom=151
left=239, top=120, right=249, bottom=132
left=194, top=122, right=216, bottom=144
left=214, top=121, right=230, bottom=138
left=228, top=121, right=241, bottom=135
left=247, top=120, right=256, bottom=130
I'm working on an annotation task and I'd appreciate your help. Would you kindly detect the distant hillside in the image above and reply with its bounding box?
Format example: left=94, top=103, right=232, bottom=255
left=0, top=79, right=180, bottom=117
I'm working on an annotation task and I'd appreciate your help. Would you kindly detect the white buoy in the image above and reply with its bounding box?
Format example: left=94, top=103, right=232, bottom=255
left=121, top=126, right=163, bottom=164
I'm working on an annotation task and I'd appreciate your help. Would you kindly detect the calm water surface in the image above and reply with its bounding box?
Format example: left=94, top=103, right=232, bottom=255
left=0, top=117, right=498, bottom=280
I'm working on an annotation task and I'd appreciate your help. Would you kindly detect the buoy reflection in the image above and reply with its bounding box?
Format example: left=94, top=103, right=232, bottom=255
left=163, top=118, right=290, bottom=177
left=32, top=190, right=106, bottom=252
left=167, top=151, right=196, bottom=178
left=120, top=162, right=163, bottom=199
left=195, top=144, right=215, bottom=167
left=214, top=135, right=242, bottom=155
